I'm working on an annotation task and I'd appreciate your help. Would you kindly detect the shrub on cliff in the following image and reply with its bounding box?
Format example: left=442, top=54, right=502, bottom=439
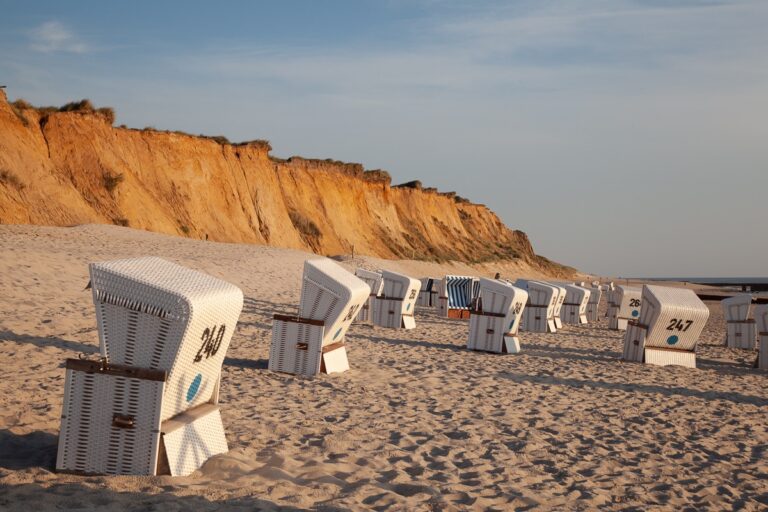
left=0, top=169, right=25, bottom=190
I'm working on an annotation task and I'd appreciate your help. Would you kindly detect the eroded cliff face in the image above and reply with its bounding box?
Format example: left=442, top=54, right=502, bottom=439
left=0, top=91, right=571, bottom=275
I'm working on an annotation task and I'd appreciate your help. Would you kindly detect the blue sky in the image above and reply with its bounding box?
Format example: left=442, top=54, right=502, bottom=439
left=1, top=0, right=766, bottom=276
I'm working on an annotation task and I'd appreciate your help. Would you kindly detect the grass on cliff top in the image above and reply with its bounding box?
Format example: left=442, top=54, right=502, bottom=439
left=12, top=98, right=115, bottom=125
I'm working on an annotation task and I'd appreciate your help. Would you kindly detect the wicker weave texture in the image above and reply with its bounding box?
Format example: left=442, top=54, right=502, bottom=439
left=89, top=257, right=243, bottom=422
left=757, top=305, right=768, bottom=370
left=644, top=348, right=696, bottom=368
left=721, top=294, right=752, bottom=321
left=354, top=269, right=383, bottom=322
left=56, top=368, right=164, bottom=475
left=268, top=318, right=324, bottom=376
left=467, top=279, right=527, bottom=353
left=639, top=285, right=710, bottom=352
left=300, top=259, right=369, bottom=346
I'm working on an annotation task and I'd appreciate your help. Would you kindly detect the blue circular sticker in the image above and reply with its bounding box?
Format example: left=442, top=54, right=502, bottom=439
left=667, top=335, right=679, bottom=345
left=406, top=303, right=411, bottom=311
left=187, top=373, right=202, bottom=402
left=631, top=310, right=639, bottom=317
left=333, top=327, right=342, bottom=340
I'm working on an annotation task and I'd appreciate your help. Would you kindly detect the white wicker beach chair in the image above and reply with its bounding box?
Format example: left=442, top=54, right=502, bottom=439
left=354, top=268, right=384, bottom=322
left=603, top=283, right=616, bottom=317
left=416, top=277, right=439, bottom=307
left=57, top=256, right=244, bottom=476
left=515, top=279, right=557, bottom=333
left=270, top=259, right=369, bottom=377
left=550, top=284, right=567, bottom=329
left=467, top=279, right=528, bottom=353
left=437, top=275, right=476, bottom=319
left=372, top=270, right=421, bottom=329
left=586, top=286, right=602, bottom=323
left=721, top=294, right=756, bottom=350
left=755, top=304, right=768, bottom=370
left=622, top=285, right=710, bottom=368
left=560, top=284, right=591, bottom=325
left=608, top=286, right=642, bottom=330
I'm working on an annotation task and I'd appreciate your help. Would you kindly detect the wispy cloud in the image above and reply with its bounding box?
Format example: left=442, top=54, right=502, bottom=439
left=29, top=21, right=88, bottom=53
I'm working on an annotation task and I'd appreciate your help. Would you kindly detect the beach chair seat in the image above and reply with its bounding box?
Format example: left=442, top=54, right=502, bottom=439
left=467, top=279, right=528, bottom=353
left=560, top=284, right=591, bottom=325
left=515, top=279, right=557, bottom=333
left=372, top=270, right=420, bottom=329
left=437, top=275, right=477, bottom=319
left=586, top=286, right=602, bottom=322
left=270, top=259, right=369, bottom=376
left=354, top=268, right=383, bottom=322
left=609, top=286, right=642, bottom=330
left=623, top=285, right=709, bottom=368
left=57, top=257, right=243, bottom=476
left=721, top=294, right=756, bottom=350
left=755, top=304, right=768, bottom=370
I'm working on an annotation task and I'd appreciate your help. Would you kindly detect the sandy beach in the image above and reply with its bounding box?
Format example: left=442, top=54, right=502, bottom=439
left=0, top=224, right=766, bottom=511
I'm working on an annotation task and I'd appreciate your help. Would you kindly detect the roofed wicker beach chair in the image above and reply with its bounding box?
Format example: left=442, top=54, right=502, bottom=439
left=622, top=285, right=709, bottom=368
left=416, top=277, right=439, bottom=307
left=560, top=284, right=591, bottom=325
left=603, top=283, right=616, bottom=317
left=608, top=285, right=642, bottom=330
left=372, top=270, right=421, bottom=329
left=437, top=275, right=478, bottom=320
left=57, top=257, right=244, bottom=476
left=755, top=304, right=768, bottom=370
left=550, top=284, right=567, bottom=329
left=586, top=286, right=602, bottom=323
left=354, top=268, right=384, bottom=323
left=721, top=294, right=756, bottom=350
left=515, top=279, right=557, bottom=333
left=270, top=259, right=369, bottom=376
left=467, top=279, right=528, bottom=353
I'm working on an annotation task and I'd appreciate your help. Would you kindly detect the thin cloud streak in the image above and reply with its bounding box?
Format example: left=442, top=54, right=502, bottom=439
left=29, top=21, right=88, bottom=54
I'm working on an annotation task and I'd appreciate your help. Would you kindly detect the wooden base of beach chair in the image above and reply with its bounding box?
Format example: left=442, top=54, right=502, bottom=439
left=521, top=307, right=554, bottom=333
left=644, top=348, right=696, bottom=369
left=57, top=360, right=228, bottom=476
left=372, top=298, right=415, bottom=329
left=466, top=312, right=521, bottom=354
left=269, top=315, right=326, bottom=376
left=725, top=321, right=756, bottom=350
left=622, top=321, right=646, bottom=362
left=586, top=305, right=599, bottom=323
left=447, top=308, right=470, bottom=320
left=561, top=305, right=588, bottom=325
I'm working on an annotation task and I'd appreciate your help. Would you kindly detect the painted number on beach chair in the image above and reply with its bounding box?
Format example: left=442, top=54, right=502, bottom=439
left=512, top=302, right=522, bottom=314
left=194, top=324, right=227, bottom=362
left=344, top=304, right=360, bottom=321
left=409, top=289, right=418, bottom=300
left=665, top=318, right=693, bottom=332
left=629, top=299, right=641, bottom=308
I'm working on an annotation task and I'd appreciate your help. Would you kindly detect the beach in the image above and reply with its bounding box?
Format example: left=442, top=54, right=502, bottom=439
left=0, top=224, right=766, bottom=511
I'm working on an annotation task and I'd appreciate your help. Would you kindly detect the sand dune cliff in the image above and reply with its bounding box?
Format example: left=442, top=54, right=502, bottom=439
left=0, top=91, right=570, bottom=275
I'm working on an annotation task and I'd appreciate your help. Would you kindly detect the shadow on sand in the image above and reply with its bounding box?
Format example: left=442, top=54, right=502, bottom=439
left=0, top=330, right=97, bottom=354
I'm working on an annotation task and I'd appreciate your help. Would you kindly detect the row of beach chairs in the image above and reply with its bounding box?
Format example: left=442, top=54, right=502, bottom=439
left=54, top=256, right=766, bottom=478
